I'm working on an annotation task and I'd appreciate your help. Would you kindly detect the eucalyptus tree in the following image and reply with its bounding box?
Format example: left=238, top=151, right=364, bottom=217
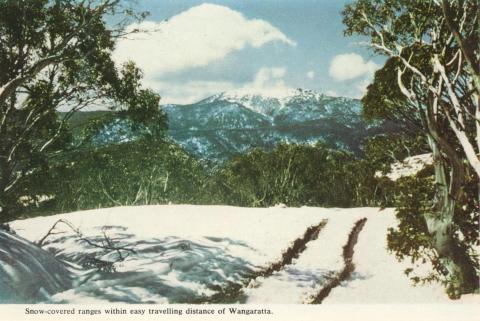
left=0, top=0, right=164, bottom=221
left=343, top=0, right=479, bottom=297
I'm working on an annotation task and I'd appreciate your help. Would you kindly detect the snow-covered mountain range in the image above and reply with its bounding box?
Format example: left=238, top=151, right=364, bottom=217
left=162, top=89, right=392, bottom=161
left=75, top=89, right=397, bottom=161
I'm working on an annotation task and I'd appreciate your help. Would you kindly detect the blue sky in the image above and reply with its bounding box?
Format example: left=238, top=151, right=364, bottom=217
left=114, top=0, right=383, bottom=104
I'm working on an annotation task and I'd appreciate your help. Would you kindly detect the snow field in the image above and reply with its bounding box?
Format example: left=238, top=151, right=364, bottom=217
left=246, top=209, right=366, bottom=303
left=324, top=211, right=454, bottom=303
left=8, top=205, right=479, bottom=304
left=10, top=205, right=331, bottom=303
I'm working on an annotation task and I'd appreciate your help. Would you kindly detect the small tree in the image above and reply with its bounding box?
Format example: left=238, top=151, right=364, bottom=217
left=343, top=0, right=479, bottom=297
left=215, top=143, right=377, bottom=207
left=0, top=0, right=164, bottom=221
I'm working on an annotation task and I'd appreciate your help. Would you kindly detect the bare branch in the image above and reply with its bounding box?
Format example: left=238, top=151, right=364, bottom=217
left=36, top=218, right=136, bottom=259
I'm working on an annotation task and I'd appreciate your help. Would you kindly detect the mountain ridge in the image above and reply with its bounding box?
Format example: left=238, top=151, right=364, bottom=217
left=162, top=90, right=381, bottom=161
left=67, top=89, right=394, bottom=162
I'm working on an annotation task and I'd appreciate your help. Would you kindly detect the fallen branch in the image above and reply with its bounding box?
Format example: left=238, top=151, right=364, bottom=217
left=36, top=219, right=136, bottom=271
left=36, top=219, right=73, bottom=247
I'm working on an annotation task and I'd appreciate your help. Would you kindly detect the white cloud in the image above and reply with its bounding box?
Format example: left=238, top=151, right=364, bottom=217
left=306, top=70, right=315, bottom=79
left=251, top=67, right=286, bottom=87
left=325, top=90, right=339, bottom=97
left=114, top=3, right=296, bottom=78
left=329, top=53, right=378, bottom=81
left=229, top=67, right=294, bottom=98
left=353, top=78, right=372, bottom=98
left=153, top=80, right=235, bottom=104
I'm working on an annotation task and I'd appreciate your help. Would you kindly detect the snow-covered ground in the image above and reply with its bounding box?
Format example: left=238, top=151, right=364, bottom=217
left=324, top=211, right=451, bottom=303
left=376, top=153, right=433, bottom=181
left=245, top=209, right=365, bottom=303
left=5, top=205, right=479, bottom=304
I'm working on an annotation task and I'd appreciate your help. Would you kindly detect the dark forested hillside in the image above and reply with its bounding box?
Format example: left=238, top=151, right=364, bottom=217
left=65, top=90, right=400, bottom=162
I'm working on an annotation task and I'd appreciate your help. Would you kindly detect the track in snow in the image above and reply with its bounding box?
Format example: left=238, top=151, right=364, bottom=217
left=309, top=217, right=367, bottom=303
left=192, top=220, right=328, bottom=303
left=245, top=215, right=367, bottom=304
left=260, top=220, right=328, bottom=277
left=9, top=206, right=468, bottom=304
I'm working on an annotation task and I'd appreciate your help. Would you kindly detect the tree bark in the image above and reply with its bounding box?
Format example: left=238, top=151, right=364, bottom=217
left=424, top=136, right=478, bottom=298
left=0, top=158, right=14, bottom=223
left=440, top=0, right=480, bottom=96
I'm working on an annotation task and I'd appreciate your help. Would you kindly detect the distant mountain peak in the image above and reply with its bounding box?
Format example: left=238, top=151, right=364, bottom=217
left=170, top=89, right=356, bottom=109
left=82, top=88, right=390, bottom=162
left=219, top=88, right=324, bottom=102
left=196, top=89, right=331, bottom=118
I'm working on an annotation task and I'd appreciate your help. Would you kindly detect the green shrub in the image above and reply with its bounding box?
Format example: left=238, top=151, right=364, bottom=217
left=387, top=166, right=479, bottom=287
left=24, top=139, right=207, bottom=215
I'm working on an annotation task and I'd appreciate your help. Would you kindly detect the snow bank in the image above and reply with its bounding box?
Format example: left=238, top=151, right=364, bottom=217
left=246, top=208, right=368, bottom=303
left=324, top=211, right=455, bottom=303
left=11, top=205, right=330, bottom=267
left=10, top=205, right=330, bottom=303
left=6, top=205, right=479, bottom=304
left=0, top=231, right=72, bottom=303
left=376, top=153, right=433, bottom=181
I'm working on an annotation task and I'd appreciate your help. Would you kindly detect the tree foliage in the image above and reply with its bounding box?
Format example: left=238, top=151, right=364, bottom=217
left=0, top=0, right=165, bottom=221
left=22, top=139, right=205, bottom=215
left=344, top=0, right=480, bottom=178
left=343, top=0, right=479, bottom=297
left=210, top=143, right=384, bottom=208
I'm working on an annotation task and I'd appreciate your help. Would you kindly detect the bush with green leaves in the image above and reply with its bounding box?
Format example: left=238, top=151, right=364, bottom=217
left=387, top=166, right=479, bottom=296
left=210, top=142, right=382, bottom=208
left=0, top=0, right=163, bottom=222
left=342, top=0, right=479, bottom=296
left=24, top=139, right=207, bottom=215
